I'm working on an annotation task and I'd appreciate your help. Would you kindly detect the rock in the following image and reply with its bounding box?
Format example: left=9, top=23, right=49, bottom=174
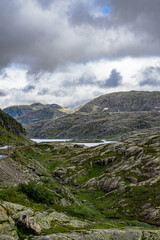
left=18, top=213, right=41, bottom=235
left=74, top=144, right=84, bottom=148
left=0, top=205, right=8, bottom=222
left=125, top=177, right=137, bottom=184
left=102, top=177, right=121, bottom=192
left=60, top=198, right=69, bottom=206
left=12, top=209, right=34, bottom=221
left=63, top=219, right=89, bottom=228
left=32, top=229, right=160, bottom=240
left=0, top=220, right=18, bottom=239
left=95, top=159, right=108, bottom=166
left=141, top=203, right=152, bottom=209
left=125, top=146, right=143, bottom=157
left=107, top=156, right=116, bottom=163
left=33, top=212, right=53, bottom=230
left=142, top=208, right=160, bottom=221
left=66, top=166, right=76, bottom=171
left=0, top=204, right=18, bottom=239
left=2, top=202, right=26, bottom=214
left=0, top=236, right=17, bottom=240
left=52, top=168, right=67, bottom=179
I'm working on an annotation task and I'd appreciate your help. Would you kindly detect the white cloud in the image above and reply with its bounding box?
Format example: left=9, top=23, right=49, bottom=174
left=1, top=57, right=160, bottom=109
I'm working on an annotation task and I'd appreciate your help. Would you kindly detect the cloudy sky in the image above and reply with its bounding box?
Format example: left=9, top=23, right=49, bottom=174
left=0, top=0, right=160, bottom=109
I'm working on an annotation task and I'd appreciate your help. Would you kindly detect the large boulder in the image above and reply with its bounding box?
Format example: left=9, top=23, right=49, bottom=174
left=17, top=213, right=41, bottom=235
left=0, top=204, right=18, bottom=239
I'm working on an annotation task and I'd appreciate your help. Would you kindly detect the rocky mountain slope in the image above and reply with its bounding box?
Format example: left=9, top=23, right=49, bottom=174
left=3, top=91, right=160, bottom=140
left=26, top=110, right=160, bottom=139
left=76, top=91, right=160, bottom=113
left=0, top=130, right=160, bottom=239
left=3, top=103, right=72, bottom=125
left=25, top=91, right=160, bottom=139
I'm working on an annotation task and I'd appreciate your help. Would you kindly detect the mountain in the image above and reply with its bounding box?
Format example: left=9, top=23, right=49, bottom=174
left=3, top=103, right=72, bottom=125
left=26, top=91, right=160, bottom=139
left=76, top=91, right=160, bottom=113
left=0, top=109, right=26, bottom=145
left=0, top=130, right=160, bottom=239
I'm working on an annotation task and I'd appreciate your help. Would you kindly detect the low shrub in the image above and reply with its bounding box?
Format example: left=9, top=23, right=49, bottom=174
left=19, top=181, right=55, bottom=205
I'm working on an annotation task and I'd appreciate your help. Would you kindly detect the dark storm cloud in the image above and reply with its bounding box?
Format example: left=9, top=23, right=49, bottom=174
left=63, top=69, right=122, bottom=89
left=23, top=85, right=36, bottom=93
left=68, top=0, right=160, bottom=56
left=103, top=69, right=122, bottom=88
left=0, top=0, right=160, bottom=74
left=0, top=89, right=7, bottom=97
left=139, top=67, right=160, bottom=86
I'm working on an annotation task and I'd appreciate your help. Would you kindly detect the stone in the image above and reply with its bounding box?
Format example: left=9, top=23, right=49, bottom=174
left=60, top=198, right=69, bottom=207
left=125, top=177, right=137, bottom=184
left=102, top=177, right=121, bottom=192
left=52, top=168, right=67, bottom=179
left=95, top=159, right=108, bottom=166
left=0, top=236, right=17, bottom=240
left=0, top=206, right=8, bottom=223
left=12, top=209, right=34, bottom=221
left=18, top=213, right=41, bottom=235
left=2, top=202, right=26, bottom=215
left=32, top=229, right=160, bottom=240
left=125, top=146, right=143, bottom=157
left=142, top=208, right=160, bottom=221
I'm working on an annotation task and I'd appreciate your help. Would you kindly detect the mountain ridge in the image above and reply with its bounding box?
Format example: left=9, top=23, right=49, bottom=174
left=75, top=91, right=160, bottom=113
left=3, top=103, right=72, bottom=125
left=25, top=91, right=160, bottom=139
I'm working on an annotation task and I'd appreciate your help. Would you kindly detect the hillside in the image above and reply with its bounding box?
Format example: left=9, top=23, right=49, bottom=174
left=0, top=130, right=160, bottom=239
left=26, top=91, right=160, bottom=139
left=76, top=91, right=160, bottom=113
left=0, top=109, right=26, bottom=145
left=3, top=103, right=72, bottom=125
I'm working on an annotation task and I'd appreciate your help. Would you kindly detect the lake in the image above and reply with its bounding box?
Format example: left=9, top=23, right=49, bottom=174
left=31, top=139, right=115, bottom=147
left=0, top=146, right=9, bottom=150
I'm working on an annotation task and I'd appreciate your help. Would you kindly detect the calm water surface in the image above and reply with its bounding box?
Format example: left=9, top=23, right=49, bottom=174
left=31, top=139, right=115, bottom=147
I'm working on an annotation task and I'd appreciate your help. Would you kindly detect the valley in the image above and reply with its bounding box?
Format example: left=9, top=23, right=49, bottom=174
left=0, top=91, right=160, bottom=239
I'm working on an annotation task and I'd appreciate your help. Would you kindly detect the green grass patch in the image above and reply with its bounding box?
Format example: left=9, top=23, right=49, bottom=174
left=19, top=182, right=55, bottom=205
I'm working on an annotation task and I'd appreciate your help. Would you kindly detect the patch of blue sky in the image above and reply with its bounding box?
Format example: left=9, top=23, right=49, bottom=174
left=102, top=6, right=111, bottom=15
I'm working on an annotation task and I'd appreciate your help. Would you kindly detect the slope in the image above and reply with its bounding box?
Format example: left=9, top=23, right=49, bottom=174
left=0, top=109, right=26, bottom=145
left=0, top=130, right=160, bottom=239
left=3, top=103, right=72, bottom=125
left=26, top=91, right=160, bottom=139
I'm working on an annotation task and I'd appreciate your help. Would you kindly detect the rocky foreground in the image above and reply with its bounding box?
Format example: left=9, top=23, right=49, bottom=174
left=0, top=131, right=160, bottom=239
left=0, top=201, right=160, bottom=240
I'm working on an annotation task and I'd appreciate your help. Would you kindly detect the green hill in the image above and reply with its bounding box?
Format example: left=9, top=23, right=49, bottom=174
left=0, top=109, right=26, bottom=145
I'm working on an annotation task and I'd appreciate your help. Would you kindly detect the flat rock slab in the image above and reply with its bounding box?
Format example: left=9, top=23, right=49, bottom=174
left=33, top=229, right=160, bottom=240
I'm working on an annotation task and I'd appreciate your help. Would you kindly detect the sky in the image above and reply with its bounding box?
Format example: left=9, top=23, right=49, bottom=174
left=0, top=0, right=160, bottom=109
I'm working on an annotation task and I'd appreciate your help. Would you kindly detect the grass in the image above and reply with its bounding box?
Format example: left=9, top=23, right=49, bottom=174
left=19, top=182, right=56, bottom=205
left=0, top=131, right=160, bottom=239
